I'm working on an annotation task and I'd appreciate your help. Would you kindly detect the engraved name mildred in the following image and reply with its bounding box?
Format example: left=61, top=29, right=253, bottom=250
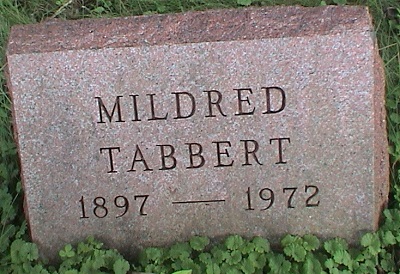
left=95, top=86, right=286, bottom=122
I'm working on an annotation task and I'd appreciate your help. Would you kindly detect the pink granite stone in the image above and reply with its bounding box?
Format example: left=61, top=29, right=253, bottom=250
left=5, top=5, right=388, bottom=261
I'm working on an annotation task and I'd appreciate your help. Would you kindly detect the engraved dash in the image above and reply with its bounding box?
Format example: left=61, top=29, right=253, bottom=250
left=172, top=199, right=226, bottom=205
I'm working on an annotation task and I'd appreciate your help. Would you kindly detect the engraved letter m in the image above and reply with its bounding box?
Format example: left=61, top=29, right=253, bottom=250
left=95, top=96, right=125, bottom=123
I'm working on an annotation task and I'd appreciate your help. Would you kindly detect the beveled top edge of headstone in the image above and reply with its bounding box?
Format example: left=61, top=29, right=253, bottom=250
left=7, top=5, right=372, bottom=55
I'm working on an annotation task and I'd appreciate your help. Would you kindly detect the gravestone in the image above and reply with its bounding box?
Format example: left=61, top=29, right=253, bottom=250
left=6, top=5, right=389, bottom=261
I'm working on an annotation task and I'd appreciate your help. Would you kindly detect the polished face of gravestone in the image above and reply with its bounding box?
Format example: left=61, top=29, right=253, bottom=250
left=6, top=5, right=388, bottom=261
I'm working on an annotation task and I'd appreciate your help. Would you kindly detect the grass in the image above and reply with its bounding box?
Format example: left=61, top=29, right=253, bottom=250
left=1, top=0, right=400, bottom=273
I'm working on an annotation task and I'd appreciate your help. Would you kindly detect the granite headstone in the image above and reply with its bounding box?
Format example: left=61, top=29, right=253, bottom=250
left=5, top=5, right=388, bottom=261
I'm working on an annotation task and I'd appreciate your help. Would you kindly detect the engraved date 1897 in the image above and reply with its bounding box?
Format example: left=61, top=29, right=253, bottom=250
left=79, top=195, right=149, bottom=219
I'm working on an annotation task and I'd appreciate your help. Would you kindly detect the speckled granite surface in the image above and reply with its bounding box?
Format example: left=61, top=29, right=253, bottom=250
left=6, top=5, right=388, bottom=261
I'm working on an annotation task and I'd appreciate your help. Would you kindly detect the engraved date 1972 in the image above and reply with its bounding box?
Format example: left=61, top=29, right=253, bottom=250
left=245, top=185, right=320, bottom=210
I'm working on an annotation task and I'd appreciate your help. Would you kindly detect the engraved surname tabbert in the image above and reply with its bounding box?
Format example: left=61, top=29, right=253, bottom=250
left=99, top=137, right=291, bottom=174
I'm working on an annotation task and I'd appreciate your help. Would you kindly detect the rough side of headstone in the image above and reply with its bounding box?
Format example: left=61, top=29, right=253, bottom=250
left=5, top=6, right=388, bottom=261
